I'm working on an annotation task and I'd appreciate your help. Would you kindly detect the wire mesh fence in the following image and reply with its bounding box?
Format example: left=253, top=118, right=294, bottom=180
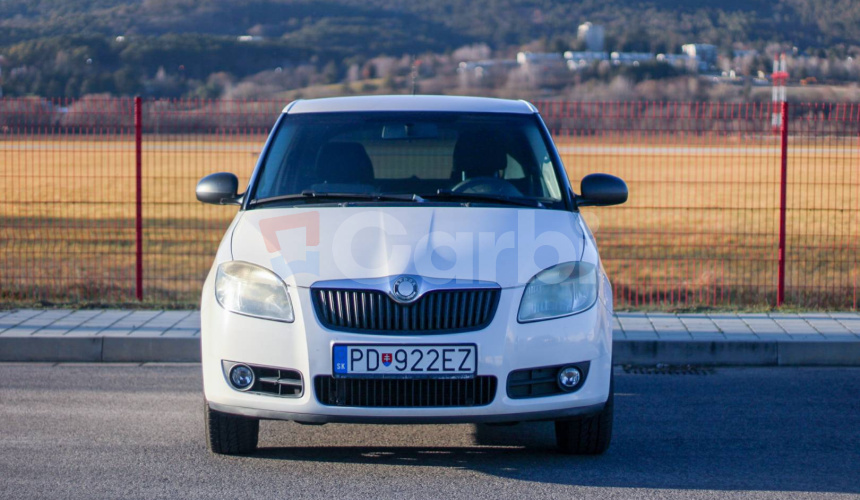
left=783, top=103, right=859, bottom=309
left=0, top=97, right=857, bottom=309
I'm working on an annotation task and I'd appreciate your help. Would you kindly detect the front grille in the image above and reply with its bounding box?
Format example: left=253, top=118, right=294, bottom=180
left=315, top=375, right=497, bottom=407
left=312, top=287, right=500, bottom=333
left=507, top=362, right=590, bottom=399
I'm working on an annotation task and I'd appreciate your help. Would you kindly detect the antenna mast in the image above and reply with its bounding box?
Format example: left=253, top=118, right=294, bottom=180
left=771, top=53, right=789, bottom=133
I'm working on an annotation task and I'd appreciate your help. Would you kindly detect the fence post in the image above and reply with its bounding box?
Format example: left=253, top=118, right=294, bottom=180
left=777, top=101, right=789, bottom=307
left=134, top=97, right=143, bottom=301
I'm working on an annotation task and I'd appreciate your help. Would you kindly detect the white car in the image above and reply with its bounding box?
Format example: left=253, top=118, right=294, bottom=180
left=196, top=95, right=627, bottom=455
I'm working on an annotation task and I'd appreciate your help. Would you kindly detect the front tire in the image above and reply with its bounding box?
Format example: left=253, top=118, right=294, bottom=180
left=204, top=402, right=260, bottom=455
left=554, top=376, right=613, bottom=455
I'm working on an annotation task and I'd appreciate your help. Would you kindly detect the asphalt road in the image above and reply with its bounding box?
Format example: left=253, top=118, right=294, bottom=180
left=1, top=364, right=858, bottom=499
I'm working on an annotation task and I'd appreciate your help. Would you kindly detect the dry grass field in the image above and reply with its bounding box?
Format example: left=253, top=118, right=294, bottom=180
left=558, top=137, right=858, bottom=309
left=1, top=134, right=857, bottom=309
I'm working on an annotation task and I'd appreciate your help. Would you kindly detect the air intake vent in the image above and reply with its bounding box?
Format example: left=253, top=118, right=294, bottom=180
left=507, top=362, right=590, bottom=399
left=312, top=287, right=500, bottom=333
left=222, top=361, right=303, bottom=398
left=315, top=376, right=497, bottom=407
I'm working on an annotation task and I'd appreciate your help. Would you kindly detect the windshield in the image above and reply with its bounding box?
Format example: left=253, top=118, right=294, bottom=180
left=249, top=112, right=566, bottom=208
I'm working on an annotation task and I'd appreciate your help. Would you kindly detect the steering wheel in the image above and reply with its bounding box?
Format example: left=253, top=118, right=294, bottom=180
left=451, top=177, right=523, bottom=197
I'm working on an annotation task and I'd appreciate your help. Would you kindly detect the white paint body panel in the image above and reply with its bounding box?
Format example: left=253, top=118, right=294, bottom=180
left=230, top=206, right=586, bottom=289
left=202, top=205, right=613, bottom=421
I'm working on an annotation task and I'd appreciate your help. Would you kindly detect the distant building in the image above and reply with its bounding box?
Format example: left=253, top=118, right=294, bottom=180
left=610, top=52, right=654, bottom=65
left=733, top=49, right=758, bottom=59
left=657, top=53, right=696, bottom=70
left=514, top=52, right=568, bottom=89
left=458, top=60, right=518, bottom=72
left=458, top=59, right=518, bottom=87
left=682, top=44, right=718, bottom=66
left=563, top=51, right=609, bottom=70
left=657, top=53, right=708, bottom=72
left=657, top=54, right=688, bottom=64
left=516, top=52, right=563, bottom=65
left=577, top=22, right=605, bottom=52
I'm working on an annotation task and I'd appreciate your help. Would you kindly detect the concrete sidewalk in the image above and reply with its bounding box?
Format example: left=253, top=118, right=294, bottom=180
left=1, top=309, right=859, bottom=365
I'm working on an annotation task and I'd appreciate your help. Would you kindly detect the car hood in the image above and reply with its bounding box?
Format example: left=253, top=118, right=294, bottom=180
left=230, top=206, right=587, bottom=288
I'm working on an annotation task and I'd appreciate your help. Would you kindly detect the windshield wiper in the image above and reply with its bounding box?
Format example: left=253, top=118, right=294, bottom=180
left=250, top=190, right=425, bottom=207
left=422, top=190, right=546, bottom=208
left=251, top=190, right=546, bottom=208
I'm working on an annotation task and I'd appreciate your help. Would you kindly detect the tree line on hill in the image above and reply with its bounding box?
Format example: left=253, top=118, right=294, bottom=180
left=2, top=0, right=860, bottom=99
left=4, top=96, right=858, bottom=136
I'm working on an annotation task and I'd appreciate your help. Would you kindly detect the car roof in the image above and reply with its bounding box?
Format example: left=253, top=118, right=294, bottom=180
left=283, top=95, right=538, bottom=115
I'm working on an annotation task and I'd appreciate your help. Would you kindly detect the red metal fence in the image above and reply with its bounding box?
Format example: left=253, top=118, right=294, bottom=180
left=1, top=97, right=857, bottom=309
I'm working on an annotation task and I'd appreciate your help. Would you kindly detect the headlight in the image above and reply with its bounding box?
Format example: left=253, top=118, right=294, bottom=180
left=518, top=261, right=598, bottom=322
left=215, top=261, right=294, bottom=322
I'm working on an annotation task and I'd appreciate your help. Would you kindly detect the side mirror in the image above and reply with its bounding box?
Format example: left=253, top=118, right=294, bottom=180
left=196, top=172, right=241, bottom=205
left=576, top=173, right=628, bottom=207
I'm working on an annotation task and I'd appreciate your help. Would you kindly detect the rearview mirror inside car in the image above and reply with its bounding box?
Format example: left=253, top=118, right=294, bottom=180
left=381, top=122, right=439, bottom=139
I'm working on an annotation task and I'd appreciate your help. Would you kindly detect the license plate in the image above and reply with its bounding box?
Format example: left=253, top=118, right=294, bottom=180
left=333, top=344, right=477, bottom=378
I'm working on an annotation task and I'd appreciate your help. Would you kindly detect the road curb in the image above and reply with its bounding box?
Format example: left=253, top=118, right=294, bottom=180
left=1, top=337, right=859, bottom=365
left=615, top=340, right=860, bottom=366
left=0, top=337, right=103, bottom=362
left=101, top=337, right=201, bottom=362
left=0, top=337, right=202, bottom=362
left=776, top=341, right=860, bottom=366
left=614, top=340, right=779, bottom=366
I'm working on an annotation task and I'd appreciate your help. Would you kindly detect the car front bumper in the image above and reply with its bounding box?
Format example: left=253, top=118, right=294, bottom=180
left=201, top=280, right=613, bottom=424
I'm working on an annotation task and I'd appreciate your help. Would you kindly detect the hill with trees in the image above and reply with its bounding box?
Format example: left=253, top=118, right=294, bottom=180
left=1, top=0, right=859, bottom=98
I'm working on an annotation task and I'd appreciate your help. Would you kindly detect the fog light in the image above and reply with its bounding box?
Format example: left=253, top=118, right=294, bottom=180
left=229, top=364, right=255, bottom=390
left=557, top=366, right=582, bottom=390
